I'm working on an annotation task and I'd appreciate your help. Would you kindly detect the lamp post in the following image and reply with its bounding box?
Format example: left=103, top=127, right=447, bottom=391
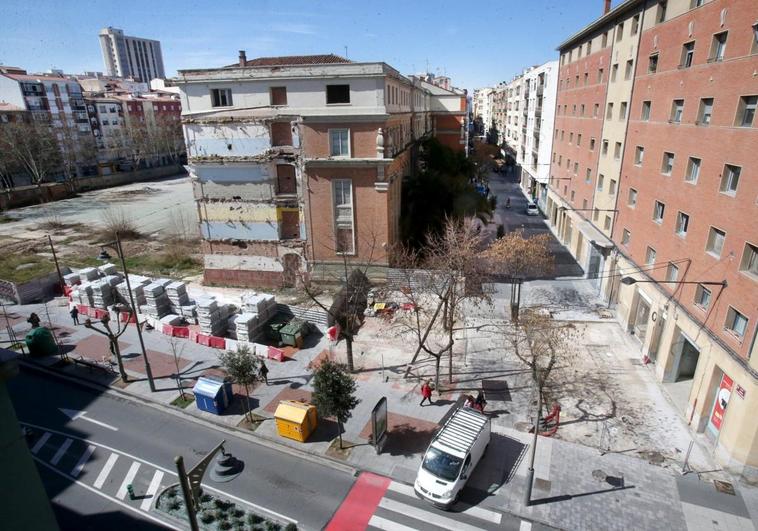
left=620, top=277, right=727, bottom=288
left=98, top=233, right=156, bottom=392
left=47, top=235, right=65, bottom=294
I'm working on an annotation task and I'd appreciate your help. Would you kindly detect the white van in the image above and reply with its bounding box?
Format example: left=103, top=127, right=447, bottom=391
left=414, top=406, right=491, bottom=509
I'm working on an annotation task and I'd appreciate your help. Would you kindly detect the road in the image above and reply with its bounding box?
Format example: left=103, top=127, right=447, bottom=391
left=9, top=368, right=354, bottom=530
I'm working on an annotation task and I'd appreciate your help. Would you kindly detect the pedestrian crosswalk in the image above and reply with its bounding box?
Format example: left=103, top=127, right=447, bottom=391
left=22, top=424, right=175, bottom=527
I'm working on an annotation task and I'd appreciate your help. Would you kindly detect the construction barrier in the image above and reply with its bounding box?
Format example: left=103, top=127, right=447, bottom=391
left=208, top=336, right=226, bottom=349
left=120, top=312, right=137, bottom=323
left=267, top=346, right=285, bottom=362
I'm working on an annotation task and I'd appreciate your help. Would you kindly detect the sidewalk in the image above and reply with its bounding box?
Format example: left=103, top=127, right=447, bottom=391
left=6, top=297, right=757, bottom=531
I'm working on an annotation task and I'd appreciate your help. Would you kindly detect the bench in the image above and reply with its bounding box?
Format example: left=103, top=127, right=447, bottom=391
left=72, top=356, right=116, bottom=375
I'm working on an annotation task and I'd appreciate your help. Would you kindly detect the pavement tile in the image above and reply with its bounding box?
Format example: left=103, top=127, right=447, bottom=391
left=358, top=411, right=439, bottom=440
left=73, top=334, right=131, bottom=362
left=262, top=387, right=314, bottom=414
left=122, top=348, right=190, bottom=378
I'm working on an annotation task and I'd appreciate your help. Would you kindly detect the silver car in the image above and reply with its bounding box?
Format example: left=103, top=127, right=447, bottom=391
left=526, top=201, right=539, bottom=216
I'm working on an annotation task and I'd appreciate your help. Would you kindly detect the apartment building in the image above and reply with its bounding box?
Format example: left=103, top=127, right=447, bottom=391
left=545, top=0, right=757, bottom=480
left=473, top=87, right=493, bottom=134
left=99, top=27, right=166, bottom=82
left=175, top=53, right=463, bottom=288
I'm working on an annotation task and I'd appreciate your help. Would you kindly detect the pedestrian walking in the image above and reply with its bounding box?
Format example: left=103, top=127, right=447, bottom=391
left=259, top=360, right=269, bottom=385
left=474, top=390, right=487, bottom=413
left=505, top=198, right=511, bottom=209
left=420, top=379, right=434, bottom=406
left=70, top=306, right=80, bottom=325
left=27, top=312, right=40, bottom=328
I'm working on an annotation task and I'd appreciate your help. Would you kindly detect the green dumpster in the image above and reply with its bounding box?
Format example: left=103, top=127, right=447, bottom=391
left=280, top=318, right=308, bottom=347
left=25, top=327, right=58, bottom=357
left=267, top=322, right=286, bottom=343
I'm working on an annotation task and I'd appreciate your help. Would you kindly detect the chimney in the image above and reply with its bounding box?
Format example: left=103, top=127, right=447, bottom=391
left=604, top=0, right=611, bottom=14
left=238, top=50, right=247, bottom=67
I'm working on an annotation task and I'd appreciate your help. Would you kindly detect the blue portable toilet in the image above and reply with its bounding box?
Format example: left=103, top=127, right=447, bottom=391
left=193, top=376, right=233, bottom=415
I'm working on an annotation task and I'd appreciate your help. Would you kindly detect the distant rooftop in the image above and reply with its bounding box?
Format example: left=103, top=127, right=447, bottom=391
left=233, top=54, right=351, bottom=68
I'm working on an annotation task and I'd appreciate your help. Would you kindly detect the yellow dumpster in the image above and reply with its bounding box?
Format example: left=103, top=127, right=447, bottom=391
left=274, top=400, right=318, bottom=442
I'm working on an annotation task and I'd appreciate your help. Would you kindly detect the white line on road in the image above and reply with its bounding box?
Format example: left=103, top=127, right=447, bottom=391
left=520, top=521, right=532, bottom=531
left=71, top=445, right=96, bottom=478
left=32, top=456, right=180, bottom=530
left=31, top=432, right=51, bottom=454
left=116, top=462, right=141, bottom=500
left=50, top=438, right=73, bottom=465
left=387, top=482, right=502, bottom=524
left=93, top=453, right=119, bottom=489
left=378, top=498, right=485, bottom=531
left=141, top=471, right=164, bottom=511
left=369, top=514, right=419, bottom=531
left=59, top=408, right=118, bottom=431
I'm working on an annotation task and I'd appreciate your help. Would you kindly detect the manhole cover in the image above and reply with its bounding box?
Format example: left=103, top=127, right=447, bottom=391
left=714, top=480, right=735, bottom=495
left=514, top=421, right=532, bottom=433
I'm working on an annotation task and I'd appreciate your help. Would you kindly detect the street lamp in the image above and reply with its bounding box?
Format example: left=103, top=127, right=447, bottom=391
left=98, top=233, right=156, bottom=392
left=620, top=277, right=727, bottom=288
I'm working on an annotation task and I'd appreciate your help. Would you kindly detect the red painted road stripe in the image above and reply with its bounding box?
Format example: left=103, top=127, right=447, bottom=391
left=326, top=472, right=391, bottom=531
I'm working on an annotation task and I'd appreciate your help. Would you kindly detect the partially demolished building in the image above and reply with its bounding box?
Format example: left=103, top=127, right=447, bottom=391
left=175, top=53, right=467, bottom=288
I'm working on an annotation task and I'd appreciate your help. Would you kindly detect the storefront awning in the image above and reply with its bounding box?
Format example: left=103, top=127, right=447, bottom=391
left=576, top=220, right=615, bottom=249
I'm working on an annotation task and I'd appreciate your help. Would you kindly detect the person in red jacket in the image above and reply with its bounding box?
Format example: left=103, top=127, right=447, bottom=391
left=420, top=380, right=434, bottom=406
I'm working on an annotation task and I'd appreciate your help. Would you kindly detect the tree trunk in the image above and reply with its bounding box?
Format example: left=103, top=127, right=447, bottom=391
left=243, top=383, right=251, bottom=422
left=434, top=355, right=441, bottom=394
left=448, top=325, right=454, bottom=383
left=337, top=420, right=344, bottom=449
left=345, top=335, right=355, bottom=373
left=111, top=339, right=128, bottom=382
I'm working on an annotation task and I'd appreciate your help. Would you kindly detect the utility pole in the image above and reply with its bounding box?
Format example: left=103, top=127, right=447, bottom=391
left=116, top=233, right=155, bottom=392
left=47, top=235, right=64, bottom=294
left=175, top=456, right=199, bottom=531
left=524, top=389, right=542, bottom=506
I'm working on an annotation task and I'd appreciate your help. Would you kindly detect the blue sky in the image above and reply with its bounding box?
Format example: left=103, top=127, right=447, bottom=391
left=1, top=0, right=616, bottom=91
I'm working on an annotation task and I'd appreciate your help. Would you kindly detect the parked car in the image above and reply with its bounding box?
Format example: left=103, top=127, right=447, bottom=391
left=526, top=201, right=539, bottom=216
left=414, top=407, right=490, bottom=509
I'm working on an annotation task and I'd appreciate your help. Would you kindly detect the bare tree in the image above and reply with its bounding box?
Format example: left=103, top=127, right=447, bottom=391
left=84, top=312, right=131, bottom=382
left=484, top=229, right=554, bottom=320
left=58, top=121, right=98, bottom=190
left=502, top=308, right=577, bottom=504
left=153, top=115, right=186, bottom=164
left=0, top=119, right=62, bottom=194
left=398, top=218, right=489, bottom=388
left=167, top=336, right=187, bottom=399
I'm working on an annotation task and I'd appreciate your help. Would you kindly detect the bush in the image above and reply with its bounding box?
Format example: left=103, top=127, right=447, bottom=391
left=233, top=509, right=245, bottom=519
left=284, top=524, right=298, bottom=531
left=102, top=207, right=142, bottom=241
left=166, top=488, right=178, bottom=499
left=266, top=522, right=281, bottom=531
left=166, top=499, right=181, bottom=511
left=219, top=521, right=233, bottom=530
left=248, top=514, right=264, bottom=525
left=199, top=512, right=216, bottom=524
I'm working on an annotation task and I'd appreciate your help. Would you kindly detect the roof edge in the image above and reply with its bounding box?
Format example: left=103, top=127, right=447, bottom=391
left=556, top=0, right=645, bottom=51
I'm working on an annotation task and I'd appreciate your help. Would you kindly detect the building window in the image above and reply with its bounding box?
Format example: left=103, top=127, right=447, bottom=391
left=622, top=229, right=631, bottom=245
left=641, top=100, right=651, bottom=121
left=609, top=179, right=617, bottom=195
left=710, top=31, right=728, bottom=62
left=611, top=64, right=618, bottom=82
left=753, top=23, right=758, bottom=54
left=577, top=133, right=582, bottom=145
left=719, top=164, right=741, bottom=195
left=694, top=284, right=712, bottom=309
left=634, top=146, right=644, bottom=165
left=597, top=174, right=605, bottom=191
left=584, top=72, right=589, bottom=86
left=607, top=102, right=614, bottom=119
left=602, top=31, right=609, bottom=48
left=270, top=86, right=287, bottom=106
left=648, top=54, right=659, bottom=74
left=572, top=105, right=576, bottom=116
left=593, top=208, right=600, bottom=221
left=685, top=157, right=701, bottom=183
left=739, top=242, right=758, bottom=278
left=675, top=211, right=690, bottom=237
left=653, top=200, right=665, bottom=223
left=625, top=60, right=634, bottom=80
left=632, top=14, right=640, bottom=34
left=590, top=137, right=596, bottom=150
left=681, top=42, right=696, bottom=68
left=276, top=164, right=297, bottom=194
left=691, top=0, right=705, bottom=7
left=628, top=188, right=638, bottom=207
left=587, top=41, right=593, bottom=55
left=585, top=168, right=592, bottom=183
left=661, top=152, right=675, bottom=174
left=598, top=68, right=604, bottom=84
left=602, top=139, right=609, bottom=155
left=573, top=162, right=579, bottom=174
left=329, top=128, right=350, bottom=157
left=580, top=104, right=585, bottom=116
left=736, top=95, right=757, bottom=127
left=570, top=132, right=574, bottom=143
left=614, top=141, right=622, bottom=159
left=620, top=101, right=628, bottom=120
left=645, top=246, right=656, bottom=265
left=583, top=199, right=588, bottom=209
left=333, top=179, right=355, bottom=254
left=326, top=84, right=350, bottom=104
left=657, top=1, right=667, bottom=24
left=571, top=190, right=576, bottom=201
left=697, top=98, right=713, bottom=125
left=604, top=215, right=612, bottom=230
left=670, top=99, right=684, bottom=123
left=725, top=307, right=748, bottom=338
left=616, top=23, right=624, bottom=41
left=666, top=262, right=679, bottom=282
left=593, top=103, right=600, bottom=117
left=706, top=226, right=726, bottom=257
left=210, top=88, right=233, bottom=107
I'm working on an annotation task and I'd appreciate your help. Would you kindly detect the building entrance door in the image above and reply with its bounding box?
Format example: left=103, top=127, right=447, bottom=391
left=632, top=296, right=651, bottom=345
left=587, top=246, right=603, bottom=289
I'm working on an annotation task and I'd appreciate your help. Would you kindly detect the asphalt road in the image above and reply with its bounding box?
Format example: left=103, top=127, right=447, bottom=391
left=9, top=368, right=355, bottom=530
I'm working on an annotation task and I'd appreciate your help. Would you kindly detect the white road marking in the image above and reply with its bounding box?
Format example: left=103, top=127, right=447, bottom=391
left=520, top=521, right=532, bottom=531
left=116, top=462, right=141, bottom=500
left=31, top=432, right=51, bottom=454
left=378, top=497, right=485, bottom=531
left=94, top=453, right=119, bottom=489
left=20, top=421, right=298, bottom=525
left=369, top=514, right=418, bottom=531
left=50, top=438, right=73, bottom=465
left=32, top=456, right=180, bottom=530
left=141, top=470, right=164, bottom=511
left=71, top=444, right=96, bottom=478
left=387, top=482, right=502, bottom=524
left=59, top=408, right=118, bottom=431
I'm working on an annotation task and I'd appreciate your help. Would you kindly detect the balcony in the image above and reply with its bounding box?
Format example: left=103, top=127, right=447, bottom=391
left=536, top=85, right=544, bottom=96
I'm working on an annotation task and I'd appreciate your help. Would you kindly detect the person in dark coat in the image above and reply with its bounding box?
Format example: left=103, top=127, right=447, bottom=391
left=70, top=306, right=80, bottom=325
left=259, top=360, right=269, bottom=385
left=27, top=312, right=41, bottom=328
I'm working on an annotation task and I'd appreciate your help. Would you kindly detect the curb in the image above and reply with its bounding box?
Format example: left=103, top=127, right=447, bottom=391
left=19, top=358, right=357, bottom=478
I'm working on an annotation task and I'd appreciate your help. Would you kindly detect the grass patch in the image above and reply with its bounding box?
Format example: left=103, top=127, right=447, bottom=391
left=0, top=253, right=56, bottom=283
left=64, top=254, right=103, bottom=269
left=123, top=247, right=202, bottom=277
left=0, top=214, right=15, bottom=224
left=170, top=393, right=194, bottom=409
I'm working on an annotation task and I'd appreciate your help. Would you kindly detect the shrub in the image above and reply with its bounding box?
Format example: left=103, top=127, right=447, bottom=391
left=232, top=509, right=245, bottom=518
left=199, top=512, right=216, bottom=524
left=248, top=514, right=264, bottom=525
left=166, top=488, right=178, bottom=499
left=284, top=524, right=298, bottom=531
left=166, top=499, right=181, bottom=511
left=266, top=522, right=281, bottom=531
left=219, top=521, right=232, bottom=530
left=102, top=207, right=142, bottom=241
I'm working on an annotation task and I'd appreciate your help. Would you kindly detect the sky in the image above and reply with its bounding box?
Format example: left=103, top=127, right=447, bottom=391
left=1, top=0, right=617, bottom=92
